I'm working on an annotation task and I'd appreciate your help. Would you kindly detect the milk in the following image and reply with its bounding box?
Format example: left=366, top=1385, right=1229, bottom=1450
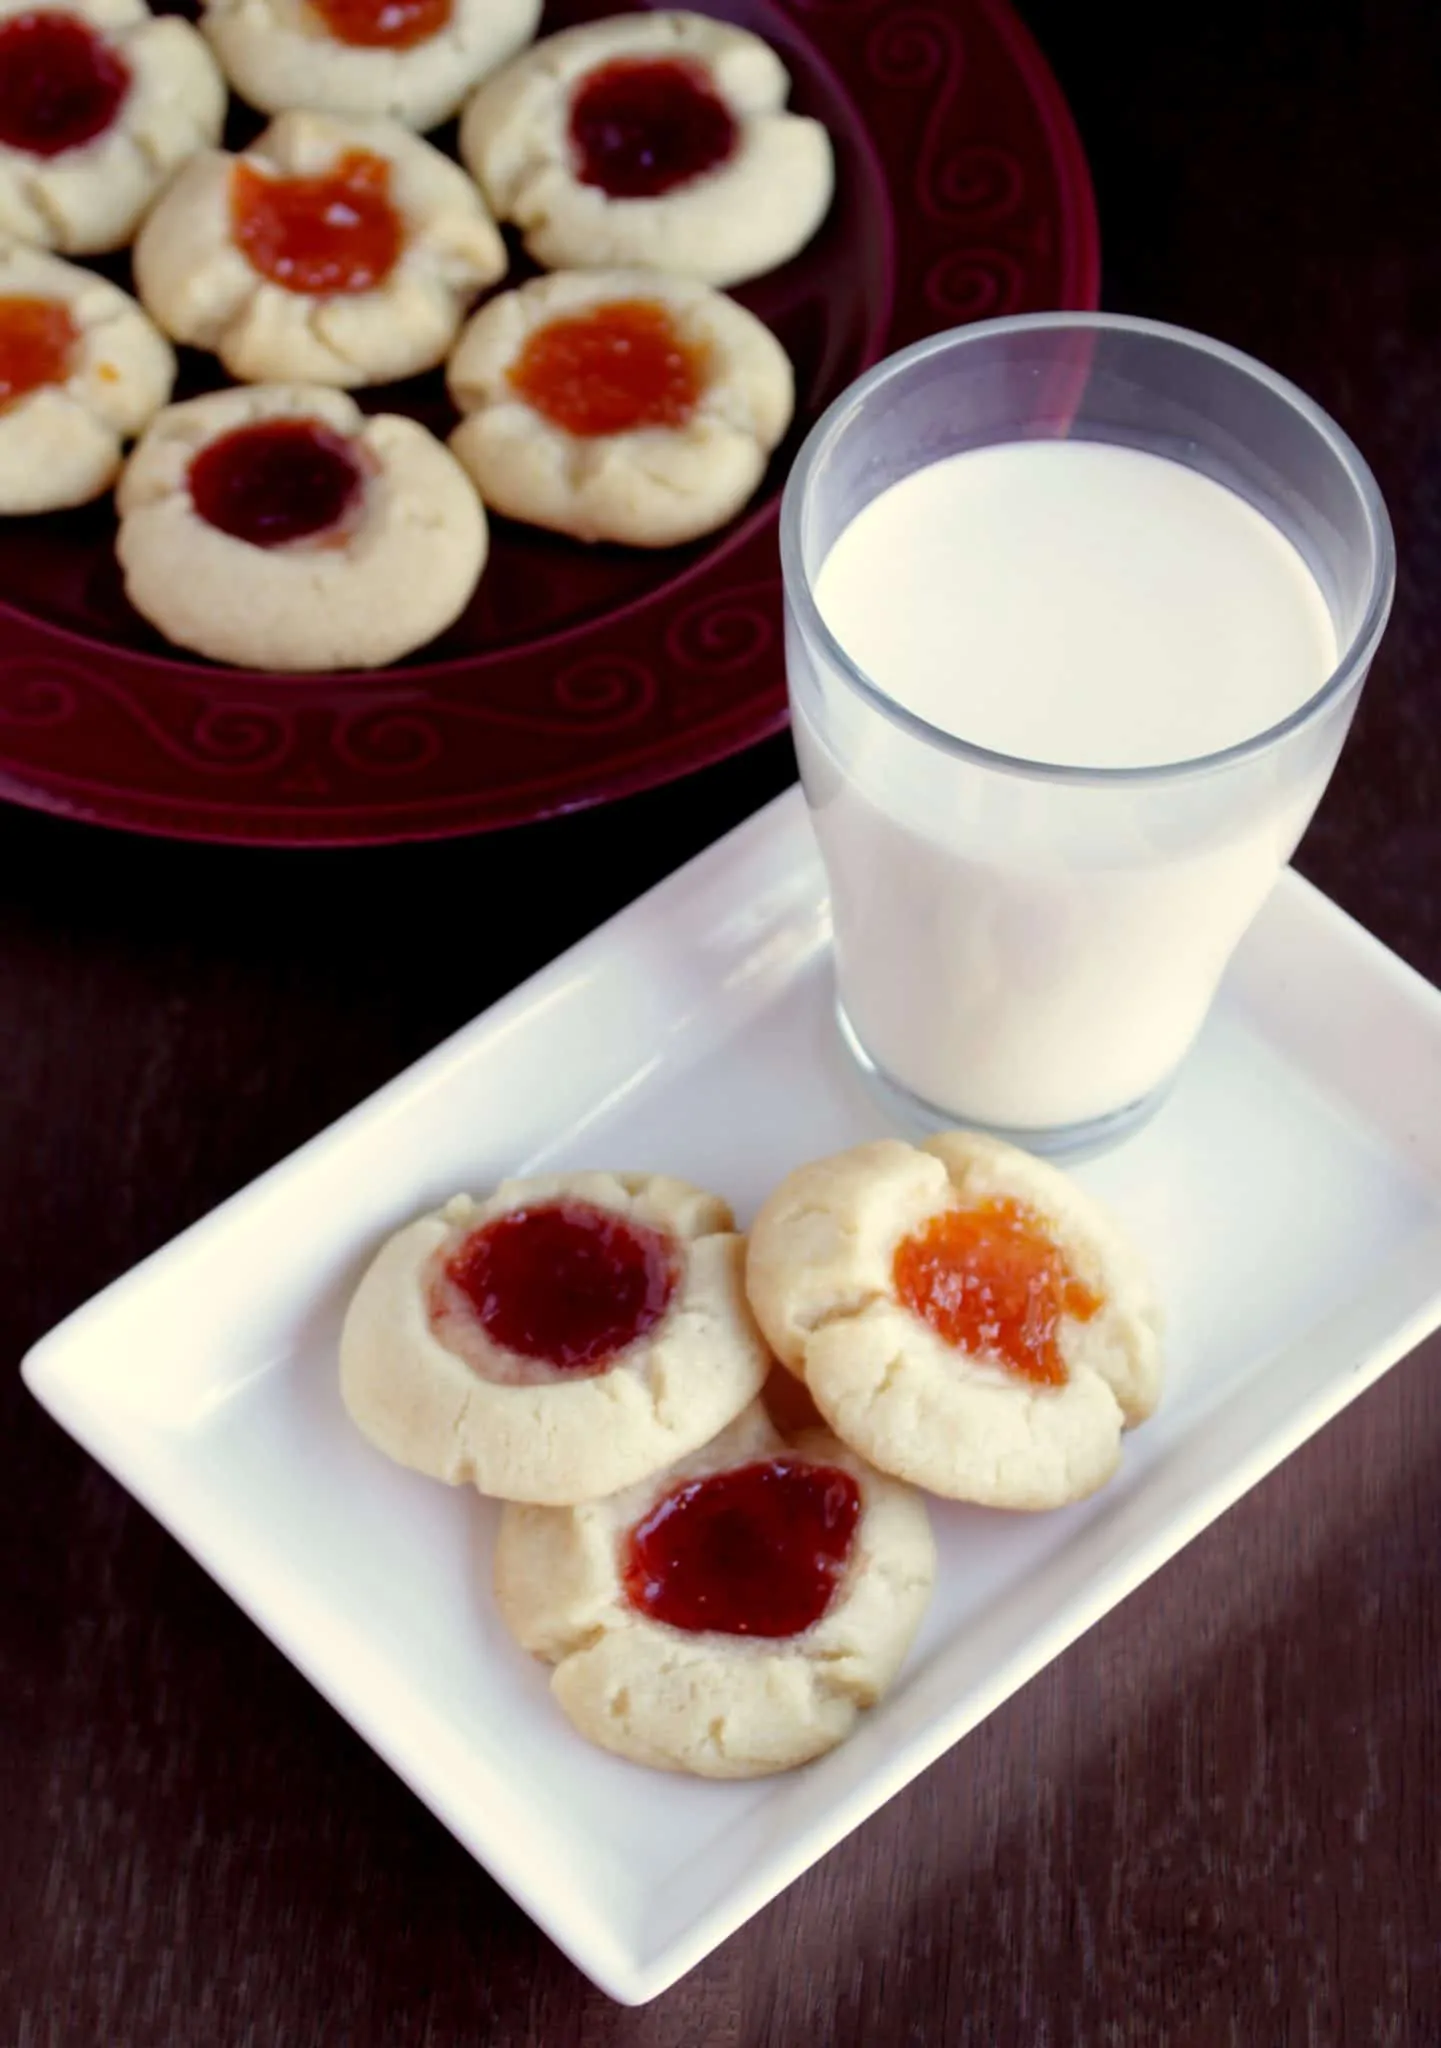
left=816, top=442, right=1337, bottom=770
left=792, top=439, right=1344, bottom=1134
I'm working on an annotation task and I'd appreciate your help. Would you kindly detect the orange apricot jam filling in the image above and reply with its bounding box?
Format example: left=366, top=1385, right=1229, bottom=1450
left=309, top=0, right=451, bottom=48
left=508, top=298, right=709, bottom=438
left=892, top=1197, right=1102, bottom=1386
left=231, top=149, right=403, bottom=297
left=0, top=295, right=77, bottom=410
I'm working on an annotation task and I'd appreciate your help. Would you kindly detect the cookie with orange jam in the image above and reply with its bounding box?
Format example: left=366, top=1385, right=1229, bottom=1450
left=460, top=11, right=833, bottom=288
left=202, top=0, right=539, bottom=134
left=746, top=1135, right=1163, bottom=1510
left=133, top=109, right=505, bottom=386
left=493, top=1398, right=934, bottom=1777
left=0, top=0, right=224, bottom=255
left=447, top=268, right=793, bottom=545
left=340, top=1172, right=772, bottom=1505
left=0, top=240, right=172, bottom=512
left=116, top=383, right=485, bottom=668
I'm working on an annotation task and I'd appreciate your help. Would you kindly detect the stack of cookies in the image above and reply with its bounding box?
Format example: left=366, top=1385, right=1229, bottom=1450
left=0, top=0, right=833, bottom=669
left=341, top=1136, right=1163, bottom=1779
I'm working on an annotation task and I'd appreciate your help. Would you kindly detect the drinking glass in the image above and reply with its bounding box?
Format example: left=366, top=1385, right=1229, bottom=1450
left=780, top=313, right=1395, bottom=1153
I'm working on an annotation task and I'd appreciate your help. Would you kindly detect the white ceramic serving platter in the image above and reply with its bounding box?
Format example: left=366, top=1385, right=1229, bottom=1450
left=23, top=786, right=1441, bottom=2005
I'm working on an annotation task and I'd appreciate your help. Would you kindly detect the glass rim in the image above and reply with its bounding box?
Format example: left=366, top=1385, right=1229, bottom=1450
left=778, top=310, right=1397, bottom=786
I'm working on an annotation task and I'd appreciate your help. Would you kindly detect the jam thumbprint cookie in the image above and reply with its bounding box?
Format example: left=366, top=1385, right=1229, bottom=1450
left=446, top=268, right=793, bottom=546
left=494, top=1399, right=935, bottom=1776
left=0, top=240, right=173, bottom=512
left=746, top=1134, right=1163, bottom=1511
left=116, top=383, right=486, bottom=669
left=0, top=0, right=225, bottom=254
left=201, top=0, right=541, bottom=134
left=340, top=1173, right=772, bottom=1504
left=460, top=11, right=833, bottom=288
left=133, top=110, right=506, bottom=386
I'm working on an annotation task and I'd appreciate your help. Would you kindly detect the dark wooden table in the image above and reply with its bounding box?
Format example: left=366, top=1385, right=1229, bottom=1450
left=5, top=1, right=1440, bottom=2040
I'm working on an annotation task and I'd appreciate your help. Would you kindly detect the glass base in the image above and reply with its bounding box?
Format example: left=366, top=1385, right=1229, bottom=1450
left=835, top=998, right=1173, bottom=1160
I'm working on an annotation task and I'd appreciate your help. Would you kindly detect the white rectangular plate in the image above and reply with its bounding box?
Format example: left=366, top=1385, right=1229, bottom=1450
left=23, top=788, right=1441, bottom=2005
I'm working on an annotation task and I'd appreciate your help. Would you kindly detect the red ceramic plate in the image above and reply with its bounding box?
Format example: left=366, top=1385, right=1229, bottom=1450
left=0, top=0, right=1098, bottom=844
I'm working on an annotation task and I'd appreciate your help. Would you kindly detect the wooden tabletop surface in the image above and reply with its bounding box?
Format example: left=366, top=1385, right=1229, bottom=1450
left=5, top=0, right=1440, bottom=2041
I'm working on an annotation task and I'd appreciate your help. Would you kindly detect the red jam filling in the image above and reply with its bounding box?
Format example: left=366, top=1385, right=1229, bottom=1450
left=568, top=57, right=737, bottom=200
left=0, top=11, right=131, bottom=158
left=442, top=1200, right=678, bottom=1374
left=892, top=1198, right=1103, bottom=1387
left=0, top=295, right=77, bottom=410
left=188, top=418, right=366, bottom=549
left=509, top=298, right=709, bottom=438
left=309, top=0, right=451, bottom=48
left=231, top=149, right=403, bottom=297
left=623, top=1458, right=861, bottom=1637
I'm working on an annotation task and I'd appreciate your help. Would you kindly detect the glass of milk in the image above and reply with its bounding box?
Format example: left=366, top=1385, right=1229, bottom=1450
left=780, top=313, right=1395, bottom=1153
